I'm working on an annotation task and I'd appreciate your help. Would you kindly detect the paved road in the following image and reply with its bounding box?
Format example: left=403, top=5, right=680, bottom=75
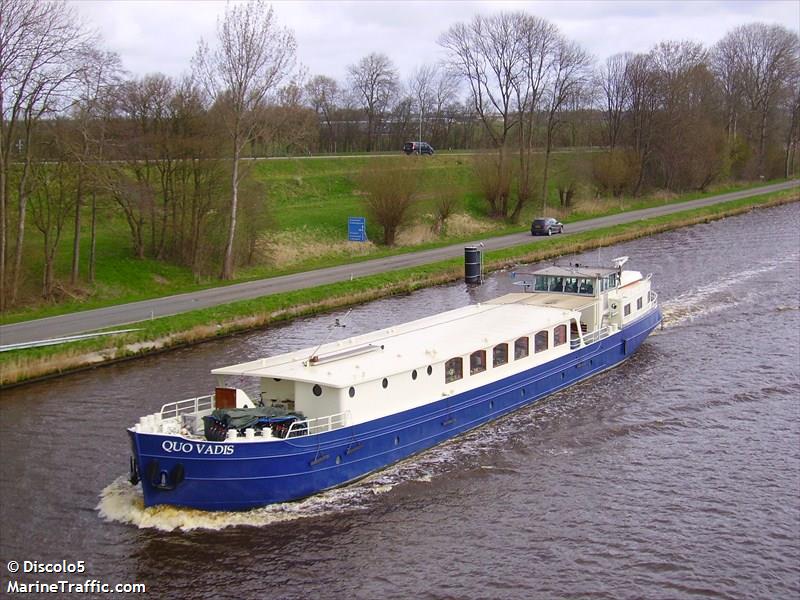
left=1, top=180, right=796, bottom=346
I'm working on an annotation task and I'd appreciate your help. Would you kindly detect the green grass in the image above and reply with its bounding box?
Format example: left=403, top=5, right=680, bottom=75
left=1, top=187, right=795, bottom=386
left=3, top=148, right=794, bottom=326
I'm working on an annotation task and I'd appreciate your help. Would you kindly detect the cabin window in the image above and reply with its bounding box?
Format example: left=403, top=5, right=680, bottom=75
left=514, top=337, right=529, bottom=360
left=578, top=279, right=594, bottom=295
left=549, top=277, right=564, bottom=292
left=349, top=387, right=355, bottom=398
left=535, top=331, right=549, bottom=353
left=624, top=303, right=631, bottom=317
left=564, top=277, right=579, bottom=293
left=312, top=384, right=322, bottom=397
left=637, top=297, right=643, bottom=310
left=445, top=358, right=463, bottom=383
left=608, top=273, right=618, bottom=288
left=554, top=324, right=567, bottom=346
left=493, top=343, right=508, bottom=367
left=534, top=275, right=548, bottom=291
left=470, top=350, right=487, bottom=375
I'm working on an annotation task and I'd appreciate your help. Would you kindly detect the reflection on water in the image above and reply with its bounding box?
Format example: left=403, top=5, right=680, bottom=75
left=2, top=203, right=799, bottom=599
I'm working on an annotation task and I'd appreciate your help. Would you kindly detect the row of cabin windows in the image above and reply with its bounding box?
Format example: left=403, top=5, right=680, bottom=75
left=623, top=296, right=646, bottom=318
left=445, top=325, right=569, bottom=384
left=314, top=365, right=437, bottom=399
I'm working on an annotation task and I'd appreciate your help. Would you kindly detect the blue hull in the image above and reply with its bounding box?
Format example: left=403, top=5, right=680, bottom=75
left=130, top=308, right=661, bottom=511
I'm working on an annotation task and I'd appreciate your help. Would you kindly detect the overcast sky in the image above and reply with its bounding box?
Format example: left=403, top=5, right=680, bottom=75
left=71, top=0, right=799, bottom=84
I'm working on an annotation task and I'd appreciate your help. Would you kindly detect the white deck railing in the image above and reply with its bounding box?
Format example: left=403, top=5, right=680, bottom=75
left=286, top=411, right=350, bottom=438
left=160, top=395, right=214, bottom=420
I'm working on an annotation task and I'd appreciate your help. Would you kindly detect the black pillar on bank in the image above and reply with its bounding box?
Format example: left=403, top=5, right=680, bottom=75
left=465, top=246, right=483, bottom=284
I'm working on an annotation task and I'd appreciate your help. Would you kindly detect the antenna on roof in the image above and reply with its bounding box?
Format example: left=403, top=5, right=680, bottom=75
left=305, top=309, right=352, bottom=366
left=612, top=256, right=629, bottom=269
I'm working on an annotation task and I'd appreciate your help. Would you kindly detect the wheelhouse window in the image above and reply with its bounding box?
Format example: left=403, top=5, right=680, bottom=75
left=514, top=337, right=529, bottom=360
left=624, top=303, right=631, bottom=316
left=564, top=277, right=579, bottom=293
left=578, top=279, right=594, bottom=295
left=637, top=297, right=643, bottom=310
left=534, top=275, right=548, bottom=291
left=548, top=277, right=564, bottom=292
left=445, top=357, right=463, bottom=383
left=534, top=331, right=549, bottom=353
left=493, top=343, right=508, bottom=367
left=470, top=350, right=487, bottom=375
left=554, top=324, right=567, bottom=346
left=608, top=273, right=618, bottom=288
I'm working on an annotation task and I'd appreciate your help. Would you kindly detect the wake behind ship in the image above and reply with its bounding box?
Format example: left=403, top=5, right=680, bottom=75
left=128, top=257, right=661, bottom=511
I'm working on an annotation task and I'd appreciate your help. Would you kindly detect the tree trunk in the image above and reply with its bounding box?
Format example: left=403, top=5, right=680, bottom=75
left=11, top=138, right=33, bottom=305
left=541, top=129, right=553, bottom=212
left=222, top=140, right=240, bottom=280
left=70, top=165, right=85, bottom=284
left=89, top=192, right=97, bottom=284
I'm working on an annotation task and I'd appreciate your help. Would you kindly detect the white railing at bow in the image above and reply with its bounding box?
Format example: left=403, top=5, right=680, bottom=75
left=160, top=395, right=214, bottom=420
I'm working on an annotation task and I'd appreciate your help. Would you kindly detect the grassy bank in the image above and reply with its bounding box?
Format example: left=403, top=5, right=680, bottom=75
left=1, top=187, right=796, bottom=388
left=2, top=146, right=788, bottom=325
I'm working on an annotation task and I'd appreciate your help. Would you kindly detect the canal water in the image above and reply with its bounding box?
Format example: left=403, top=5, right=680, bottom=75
left=1, top=203, right=798, bottom=599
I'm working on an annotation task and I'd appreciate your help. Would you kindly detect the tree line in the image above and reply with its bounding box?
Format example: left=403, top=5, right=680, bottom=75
left=1, top=0, right=798, bottom=309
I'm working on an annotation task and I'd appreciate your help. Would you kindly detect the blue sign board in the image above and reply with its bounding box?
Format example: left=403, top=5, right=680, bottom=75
left=348, top=217, right=367, bottom=242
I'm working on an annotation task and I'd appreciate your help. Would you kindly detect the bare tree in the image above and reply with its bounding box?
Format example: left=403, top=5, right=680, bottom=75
left=408, top=64, right=438, bottom=144
left=540, top=38, right=592, bottom=209
left=440, top=13, right=526, bottom=217
left=68, top=47, right=122, bottom=285
left=597, top=53, right=632, bottom=152
left=720, top=24, right=799, bottom=175
left=305, top=74, right=340, bottom=152
left=0, top=0, right=91, bottom=308
left=29, top=152, right=75, bottom=298
left=514, top=13, right=559, bottom=221
left=357, top=161, right=418, bottom=246
left=347, top=53, right=398, bottom=152
left=193, top=0, right=295, bottom=279
left=711, top=35, right=743, bottom=145
left=626, top=53, right=658, bottom=195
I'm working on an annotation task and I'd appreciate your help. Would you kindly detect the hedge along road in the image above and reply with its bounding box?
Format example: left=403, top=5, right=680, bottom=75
left=1, top=180, right=797, bottom=346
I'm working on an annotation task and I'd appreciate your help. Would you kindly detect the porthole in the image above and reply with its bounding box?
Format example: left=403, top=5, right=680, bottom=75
left=336, top=456, right=342, bottom=465
left=349, top=386, right=355, bottom=398
left=561, top=372, right=565, bottom=380
left=312, top=384, right=322, bottom=396
left=489, top=400, right=494, bottom=409
left=411, top=370, right=418, bottom=380
left=394, top=436, right=400, bottom=446
left=589, top=359, right=593, bottom=366
left=273, top=378, right=282, bottom=382
left=521, top=388, right=526, bottom=397
left=382, top=378, right=389, bottom=389
left=427, top=365, right=433, bottom=376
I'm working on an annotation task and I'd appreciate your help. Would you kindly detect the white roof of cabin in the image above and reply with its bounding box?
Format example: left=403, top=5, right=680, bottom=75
left=212, top=294, right=580, bottom=388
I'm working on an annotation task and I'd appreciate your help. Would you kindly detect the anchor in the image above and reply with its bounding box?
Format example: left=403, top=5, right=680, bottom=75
left=144, top=459, right=185, bottom=491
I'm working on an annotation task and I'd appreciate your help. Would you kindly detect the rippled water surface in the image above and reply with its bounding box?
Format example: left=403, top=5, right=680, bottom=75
left=1, top=204, right=799, bottom=599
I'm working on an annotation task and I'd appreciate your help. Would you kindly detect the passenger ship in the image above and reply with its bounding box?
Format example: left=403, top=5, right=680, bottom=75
left=128, top=257, right=661, bottom=511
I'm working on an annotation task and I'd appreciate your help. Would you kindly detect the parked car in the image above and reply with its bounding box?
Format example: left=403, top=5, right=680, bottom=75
left=531, top=217, right=564, bottom=236
left=403, top=141, right=435, bottom=155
